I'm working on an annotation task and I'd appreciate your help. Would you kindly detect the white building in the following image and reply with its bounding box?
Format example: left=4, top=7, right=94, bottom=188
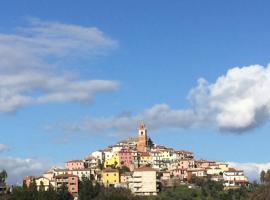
left=129, top=167, right=159, bottom=196
left=103, top=148, right=114, bottom=161
left=91, top=151, right=104, bottom=163
left=52, top=168, right=96, bottom=181
left=223, top=168, right=248, bottom=187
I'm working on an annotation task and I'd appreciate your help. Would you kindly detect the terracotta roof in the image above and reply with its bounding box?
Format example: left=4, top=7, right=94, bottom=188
left=176, top=150, right=193, bottom=154
left=196, top=160, right=215, bottom=163
left=140, top=152, right=150, bottom=157
left=187, top=168, right=206, bottom=172
left=234, top=179, right=248, bottom=183
left=103, top=168, right=119, bottom=173
left=35, top=176, right=50, bottom=181
left=66, top=160, right=83, bottom=163
left=85, top=155, right=97, bottom=160
left=225, top=168, right=243, bottom=172
left=134, top=167, right=156, bottom=172
left=55, top=174, right=78, bottom=178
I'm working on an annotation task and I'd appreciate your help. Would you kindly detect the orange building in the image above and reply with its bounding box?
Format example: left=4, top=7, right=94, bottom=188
left=55, top=174, right=79, bottom=196
left=137, top=123, right=148, bottom=152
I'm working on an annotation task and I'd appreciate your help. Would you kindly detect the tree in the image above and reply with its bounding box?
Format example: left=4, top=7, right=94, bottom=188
left=28, top=180, right=38, bottom=200
left=265, top=169, right=270, bottom=184
left=260, top=170, right=266, bottom=183
left=57, top=183, right=73, bottom=200
left=79, top=176, right=100, bottom=200
left=119, top=166, right=130, bottom=174
left=148, top=138, right=154, bottom=149
left=43, top=184, right=58, bottom=200
left=0, top=170, right=7, bottom=183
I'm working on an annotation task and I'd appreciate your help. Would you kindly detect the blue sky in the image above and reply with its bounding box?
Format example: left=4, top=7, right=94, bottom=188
left=1, top=0, right=270, bottom=183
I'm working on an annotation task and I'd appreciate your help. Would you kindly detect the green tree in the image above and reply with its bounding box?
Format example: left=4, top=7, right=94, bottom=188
left=28, top=180, right=38, bottom=200
left=79, top=176, right=100, bottom=200
left=43, top=184, right=58, bottom=200
left=57, top=183, right=72, bottom=200
left=260, top=170, right=266, bottom=183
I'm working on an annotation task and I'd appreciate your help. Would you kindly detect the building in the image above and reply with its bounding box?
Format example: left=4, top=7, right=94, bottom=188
left=102, top=168, right=120, bottom=187
left=218, top=163, right=229, bottom=172
left=119, top=172, right=131, bottom=188
left=53, top=168, right=96, bottom=181
left=137, top=123, right=148, bottom=152
left=23, top=176, right=35, bottom=187
left=55, top=174, right=79, bottom=196
left=195, top=160, right=216, bottom=169
left=150, top=150, right=164, bottom=170
left=206, top=164, right=223, bottom=176
left=187, top=168, right=207, bottom=181
left=119, top=147, right=134, bottom=169
left=65, top=160, right=84, bottom=170
left=104, top=154, right=120, bottom=168
left=84, top=155, right=99, bottom=169
left=35, top=177, right=51, bottom=191
left=129, top=167, right=158, bottom=196
left=223, top=168, right=248, bottom=188
left=139, top=152, right=152, bottom=166
left=91, top=150, right=104, bottom=163
left=43, top=170, right=55, bottom=181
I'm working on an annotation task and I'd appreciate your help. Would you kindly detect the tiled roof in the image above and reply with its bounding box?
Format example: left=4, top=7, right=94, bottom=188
left=225, top=168, right=243, bottom=172
left=66, top=160, right=83, bottom=163
left=134, top=167, right=156, bottom=172
left=103, top=168, right=119, bottom=173
left=55, top=174, right=78, bottom=178
left=85, top=155, right=97, bottom=160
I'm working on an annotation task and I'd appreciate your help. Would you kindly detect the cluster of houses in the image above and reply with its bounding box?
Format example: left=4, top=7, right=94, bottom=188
left=23, top=123, right=248, bottom=197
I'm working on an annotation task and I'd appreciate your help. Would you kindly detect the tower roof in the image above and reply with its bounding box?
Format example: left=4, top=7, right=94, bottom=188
left=139, top=122, right=146, bottom=130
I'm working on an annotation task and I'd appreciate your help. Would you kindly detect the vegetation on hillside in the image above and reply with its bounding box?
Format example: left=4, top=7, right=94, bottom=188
left=1, top=170, right=270, bottom=200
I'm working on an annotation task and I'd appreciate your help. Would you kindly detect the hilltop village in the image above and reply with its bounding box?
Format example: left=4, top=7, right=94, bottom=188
left=23, top=123, right=248, bottom=198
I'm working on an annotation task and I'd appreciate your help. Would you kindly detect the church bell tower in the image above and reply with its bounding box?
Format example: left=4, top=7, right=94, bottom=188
left=137, top=122, right=148, bottom=152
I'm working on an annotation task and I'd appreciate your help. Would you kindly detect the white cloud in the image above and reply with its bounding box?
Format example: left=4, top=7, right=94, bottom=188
left=0, top=144, right=10, bottom=153
left=47, top=104, right=209, bottom=135
left=205, top=65, right=270, bottom=132
left=48, top=64, right=270, bottom=134
left=0, top=18, right=119, bottom=113
left=0, top=71, right=119, bottom=112
left=0, top=156, right=52, bottom=184
left=228, top=161, right=270, bottom=181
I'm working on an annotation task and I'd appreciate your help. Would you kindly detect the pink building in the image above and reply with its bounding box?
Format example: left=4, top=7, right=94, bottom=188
left=23, top=176, right=35, bottom=187
left=120, top=172, right=131, bottom=184
left=187, top=168, right=207, bottom=181
left=195, top=160, right=216, bottom=169
left=119, top=148, right=134, bottom=169
left=65, top=160, right=84, bottom=170
left=55, top=174, right=79, bottom=196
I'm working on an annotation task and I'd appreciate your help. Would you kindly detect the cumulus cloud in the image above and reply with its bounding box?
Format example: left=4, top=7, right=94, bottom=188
left=228, top=161, right=270, bottom=181
left=49, top=64, right=270, bottom=134
left=0, top=18, right=118, bottom=112
left=0, top=144, right=10, bottom=153
left=0, top=156, right=53, bottom=184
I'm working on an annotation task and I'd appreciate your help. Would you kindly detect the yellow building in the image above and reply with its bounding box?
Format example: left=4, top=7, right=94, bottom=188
left=140, top=152, right=151, bottom=165
left=102, top=168, right=120, bottom=187
left=160, top=150, right=172, bottom=160
left=104, top=154, right=120, bottom=168
left=35, top=177, right=51, bottom=191
left=218, top=163, right=229, bottom=172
